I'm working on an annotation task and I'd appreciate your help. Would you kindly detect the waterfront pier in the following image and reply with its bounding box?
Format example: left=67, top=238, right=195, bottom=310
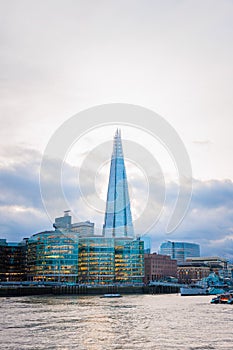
left=0, top=283, right=180, bottom=297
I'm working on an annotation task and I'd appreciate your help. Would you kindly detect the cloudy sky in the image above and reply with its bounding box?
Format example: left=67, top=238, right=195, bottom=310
left=0, top=0, right=233, bottom=259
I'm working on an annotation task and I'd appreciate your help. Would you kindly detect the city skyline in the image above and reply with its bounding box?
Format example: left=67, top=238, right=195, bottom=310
left=0, top=1, right=233, bottom=259
left=1, top=124, right=232, bottom=260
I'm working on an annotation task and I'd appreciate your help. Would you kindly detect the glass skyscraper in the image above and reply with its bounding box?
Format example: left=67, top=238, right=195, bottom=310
left=103, top=129, right=134, bottom=238
left=159, top=241, right=200, bottom=264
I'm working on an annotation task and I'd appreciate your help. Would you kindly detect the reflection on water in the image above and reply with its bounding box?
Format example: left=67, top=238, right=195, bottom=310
left=0, top=294, right=232, bottom=350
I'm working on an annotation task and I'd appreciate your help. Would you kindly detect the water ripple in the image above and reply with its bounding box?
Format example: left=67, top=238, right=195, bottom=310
left=0, top=295, right=232, bottom=350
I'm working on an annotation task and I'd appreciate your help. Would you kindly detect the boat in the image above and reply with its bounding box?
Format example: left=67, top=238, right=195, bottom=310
left=211, top=296, right=220, bottom=304
left=180, top=272, right=229, bottom=296
left=100, top=293, right=122, bottom=298
left=180, top=285, right=208, bottom=296
left=210, top=292, right=233, bottom=304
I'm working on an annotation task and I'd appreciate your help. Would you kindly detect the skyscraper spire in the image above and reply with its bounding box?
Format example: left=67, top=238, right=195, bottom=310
left=103, top=129, right=134, bottom=238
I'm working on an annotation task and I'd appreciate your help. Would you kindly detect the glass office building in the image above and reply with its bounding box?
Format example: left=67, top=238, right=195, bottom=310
left=27, top=230, right=79, bottom=283
left=159, top=241, right=200, bottom=264
left=78, top=237, right=144, bottom=284
left=26, top=226, right=144, bottom=284
left=114, top=238, right=144, bottom=283
left=0, top=239, right=27, bottom=282
left=78, top=237, right=115, bottom=284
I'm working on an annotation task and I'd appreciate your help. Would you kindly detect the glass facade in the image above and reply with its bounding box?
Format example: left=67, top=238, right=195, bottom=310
left=159, top=241, right=200, bottom=264
left=26, top=228, right=144, bottom=284
left=103, top=129, right=134, bottom=238
left=27, top=230, right=79, bottom=283
left=114, top=238, right=144, bottom=283
left=141, top=235, right=151, bottom=254
left=0, top=239, right=27, bottom=281
left=78, top=237, right=115, bottom=284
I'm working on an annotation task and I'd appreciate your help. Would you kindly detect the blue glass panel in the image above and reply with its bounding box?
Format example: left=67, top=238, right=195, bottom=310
left=103, top=130, right=134, bottom=238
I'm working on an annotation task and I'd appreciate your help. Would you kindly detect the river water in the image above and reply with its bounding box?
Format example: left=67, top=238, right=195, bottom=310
left=0, top=294, right=232, bottom=350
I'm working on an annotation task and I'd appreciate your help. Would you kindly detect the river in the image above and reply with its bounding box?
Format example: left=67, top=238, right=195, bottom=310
left=0, top=294, right=232, bottom=349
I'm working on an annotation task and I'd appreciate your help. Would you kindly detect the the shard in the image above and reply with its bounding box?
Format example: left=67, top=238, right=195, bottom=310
left=103, top=129, right=134, bottom=238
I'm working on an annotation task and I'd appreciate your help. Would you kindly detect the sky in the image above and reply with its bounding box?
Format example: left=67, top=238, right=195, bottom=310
left=0, top=0, right=233, bottom=259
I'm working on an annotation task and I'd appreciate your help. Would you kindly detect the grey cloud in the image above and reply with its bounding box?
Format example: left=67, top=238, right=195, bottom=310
left=147, top=179, right=233, bottom=260
left=0, top=148, right=42, bottom=208
left=191, top=179, right=233, bottom=209
left=0, top=147, right=81, bottom=240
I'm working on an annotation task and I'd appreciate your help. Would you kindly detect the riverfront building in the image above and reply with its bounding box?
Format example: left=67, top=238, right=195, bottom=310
left=0, top=239, right=27, bottom=282
left=177, top=257, right=230, bottom=283
left=26, top=228, right=79, bottom=283
left=144, top=253, right=177, bottom=283
left=185, top=256, right=228, bottom=271
left=177, top=264, right=210, bottom=284
left=159, top=241, right=200, bottom=264
left=78, top=236, right=144, bottom=284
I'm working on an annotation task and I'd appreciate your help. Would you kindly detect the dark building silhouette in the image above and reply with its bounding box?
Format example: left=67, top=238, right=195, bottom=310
left=0, top=239, right=27, bottom=281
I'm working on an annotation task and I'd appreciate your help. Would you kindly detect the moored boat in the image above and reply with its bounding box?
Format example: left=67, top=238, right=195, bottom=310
left=100, top=293, right=122, bottom=298
left=180, top=272, right=230, bottom=296
left=210, top=292, right=233, bottom=304
left=180, top=286, right=208, bottom=296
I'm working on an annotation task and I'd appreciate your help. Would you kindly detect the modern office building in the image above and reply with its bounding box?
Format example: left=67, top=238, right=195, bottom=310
left=144, top=252, right=177, bottom=283
left=78, top=236, right=144, bottom=284
left=78, top=236, right=115, bottom=284
left=0, top=238, right=27, bottom=281
left=26, top=229, right=79, bottom=283
left=159, top=241, right=200, bottom=264
left=114, top=238, right=144, bottom=283
left=53, top=210, right=95, bottom=237
left=141, top=235, right=151, bottom=254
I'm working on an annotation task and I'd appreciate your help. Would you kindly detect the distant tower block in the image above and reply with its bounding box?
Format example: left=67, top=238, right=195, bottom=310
left=103, top=129, right=134, bottom=238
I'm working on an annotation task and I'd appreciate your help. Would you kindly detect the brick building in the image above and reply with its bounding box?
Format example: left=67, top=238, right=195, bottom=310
left=178, top=256, right=229, bottom=284
left=177, top=264, right=210, bottom=284
left=144, top=253, right=177, bottom=283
